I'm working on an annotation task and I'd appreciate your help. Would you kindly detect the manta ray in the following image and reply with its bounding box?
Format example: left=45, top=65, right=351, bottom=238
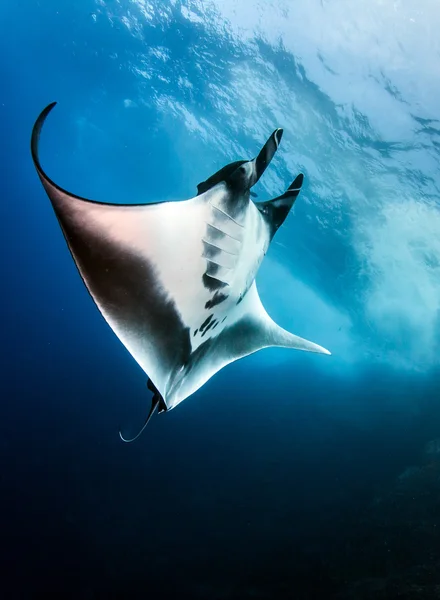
left=31, top=102, right=330, bottom=442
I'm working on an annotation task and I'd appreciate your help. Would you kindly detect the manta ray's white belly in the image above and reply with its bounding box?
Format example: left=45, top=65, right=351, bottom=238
left=148, top=192, right=269, bottom=352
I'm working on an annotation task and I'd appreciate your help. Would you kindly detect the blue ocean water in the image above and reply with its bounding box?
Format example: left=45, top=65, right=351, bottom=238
left=2, top=1, right=440, bottom=597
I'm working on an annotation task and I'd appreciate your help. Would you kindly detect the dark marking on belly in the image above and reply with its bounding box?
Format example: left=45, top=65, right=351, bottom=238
left=193, top=329, right=198, bottom=336
left=200, top=314, right=214, bottom=333
left=203, top=273, right=228, bottom=291
left=201, top=318, right=218, bottom=337
left=205, top=291, right=228, bottom=309
left=172, top=316, right=260, bottom=395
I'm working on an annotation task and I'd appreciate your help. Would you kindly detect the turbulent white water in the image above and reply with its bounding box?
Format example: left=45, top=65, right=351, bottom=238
left=95, top=0, right=440, bottom=371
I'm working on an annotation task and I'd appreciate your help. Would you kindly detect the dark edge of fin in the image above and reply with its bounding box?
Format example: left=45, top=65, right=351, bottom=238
left=30, top=102, right=165, bottom=208
left=256, top=172, right=304, bottom=238
left=287, top=173, right=304, bottom=192
left=31, top=101, right=58, bottom=175
left=30, top=102, right=101, bottom=205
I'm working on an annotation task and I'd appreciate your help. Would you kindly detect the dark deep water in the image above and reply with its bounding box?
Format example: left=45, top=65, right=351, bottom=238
left=2, top=1, right=440, bottom=598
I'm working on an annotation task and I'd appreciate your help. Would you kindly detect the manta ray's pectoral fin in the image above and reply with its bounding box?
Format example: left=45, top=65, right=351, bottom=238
left=31, top=102, right=196, bottom=408
left=171, top=282, right=330, bottom=407
left=256, top=173, right=304, bottom=238
left=227, top=281, right=330, bottom=357
left=119, top=379, right=167, bottom=443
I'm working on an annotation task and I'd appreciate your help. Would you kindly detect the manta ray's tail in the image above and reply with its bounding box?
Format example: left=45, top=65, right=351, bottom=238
left=119, top=399, right=159, bottom=443
left=119, top=380, right=168, bottom=443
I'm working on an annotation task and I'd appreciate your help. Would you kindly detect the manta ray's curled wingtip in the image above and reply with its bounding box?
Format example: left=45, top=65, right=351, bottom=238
left=31, top=102, right=58, bottom=172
